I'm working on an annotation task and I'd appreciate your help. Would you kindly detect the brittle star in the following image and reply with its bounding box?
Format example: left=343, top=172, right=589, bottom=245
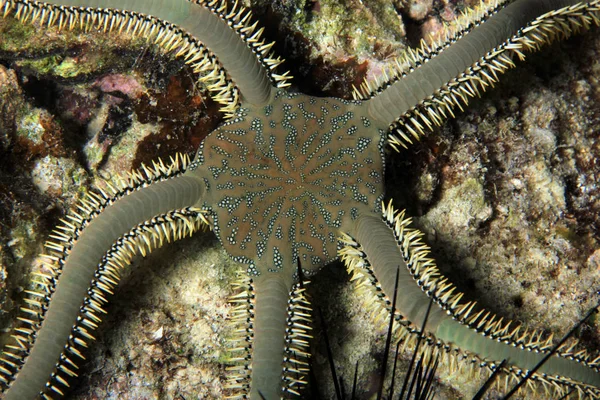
left=0, top=0, right=599, bottom=399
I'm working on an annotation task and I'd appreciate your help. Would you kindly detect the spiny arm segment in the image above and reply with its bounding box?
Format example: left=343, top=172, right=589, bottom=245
left=339, top=201, right=600, bottom=398
left=225, top=272, right=312, bottom=399
left=359, top=0, right=600, bottom=150
left=354, top=0, right=509, bottom=102
left=0, top=0, right=291, bottom=117
left=0, top=155, right=210, bottom=399
left=195, top=1, right=291, bottom=88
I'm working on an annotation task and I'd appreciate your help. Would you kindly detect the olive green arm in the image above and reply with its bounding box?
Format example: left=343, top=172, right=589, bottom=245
left=347, top=211, right=600, bottom=394
left=366, top=0, right=598, bottom=134
left=3, top=175, right=205, bottom=400
left=250, top=275, right=291, bottom=399
left=225, top=270, right=312, bottom=400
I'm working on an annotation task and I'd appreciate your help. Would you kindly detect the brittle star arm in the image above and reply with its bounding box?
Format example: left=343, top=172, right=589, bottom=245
left=0, top=156, right=211, bottom=399
left=225, top=272, right=312, bottom=399
left=0, top=0, right=291, bottom=115
left=339, top=202, right=600, bottom=397
left=358, top=0, right=600, bottom=150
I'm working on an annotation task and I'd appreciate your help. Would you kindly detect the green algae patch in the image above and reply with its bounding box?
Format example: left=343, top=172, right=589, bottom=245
left=0, top=17, right=36, bottom=50
left=16, top=108, right=45, bottom=143
left=18, top=55, right=67, bottom=76
left=17, top=53, right=108, bottom=79
left=53, top=56, right=91, bottom=78
left=290, top=0, right=406, bottom=60
left=0, top=18, right=86, bottom=53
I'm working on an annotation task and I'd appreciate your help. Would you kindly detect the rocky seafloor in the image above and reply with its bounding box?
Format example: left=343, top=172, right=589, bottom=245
left=0, top=0, right=599, bottom=399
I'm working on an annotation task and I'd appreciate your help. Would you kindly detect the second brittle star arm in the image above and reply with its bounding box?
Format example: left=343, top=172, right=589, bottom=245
left=359, top=0, right=600, bottom=150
